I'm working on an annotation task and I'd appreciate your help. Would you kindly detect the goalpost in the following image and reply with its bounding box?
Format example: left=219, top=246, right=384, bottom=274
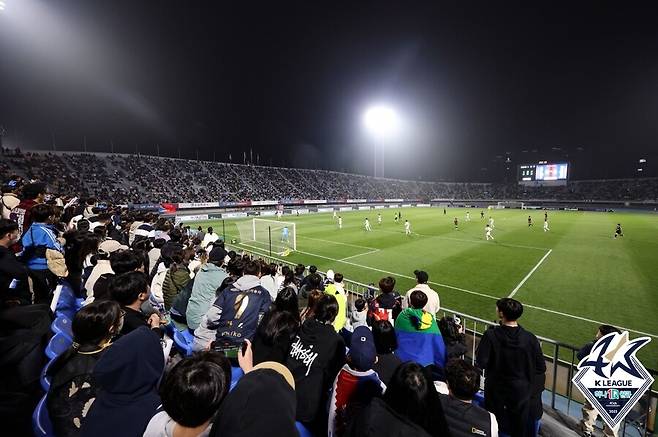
left=496, top=201, right=525, bottom=210
left=235, top=218, right=297, bottom=255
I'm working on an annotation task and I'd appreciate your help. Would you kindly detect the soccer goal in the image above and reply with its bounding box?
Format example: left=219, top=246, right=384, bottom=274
left=235, top=218, right=297, bottom=255
left=496, top=201, right=525, bottom=209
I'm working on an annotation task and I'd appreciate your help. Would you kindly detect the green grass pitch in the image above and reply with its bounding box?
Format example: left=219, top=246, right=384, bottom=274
left=189, top=207, right=658, bottom=368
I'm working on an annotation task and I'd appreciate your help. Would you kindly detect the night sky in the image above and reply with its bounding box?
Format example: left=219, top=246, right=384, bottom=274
left=1, top=1, right=657, bottom=181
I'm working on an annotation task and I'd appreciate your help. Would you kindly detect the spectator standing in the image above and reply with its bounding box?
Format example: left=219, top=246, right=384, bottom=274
left=80, top=327, right=165, bottom=437
left=259, top=262, right=278, bottom=301
left=367, top=276, right=402, bottom=325
left=0, top=219, right=30, bottom=307
left=371, top=320, right=402, bottom=386
left=328, top=326, right=385, bottom=437
left=84, top=240, right=128, bottom=300
left=193, top=260, right=271, bottom=352
left=143, top=352, right=231, bottom=437
left=186, top=246, right=228, bottom=331
left=402, top=270, right=440, bottom=316
left=1, top=182, right=20, bottom=219
left=21, top=203, right=62, bottom=304
left=395, top=290, right=447, bottom=370
left=252, top=287, right=301, bottom=364
left=439, top=316, right=468, bottom=361
left=201, top=226, right=219, bottom=248
left=91, top=249, right=144, bottom=302
left=440, top=359, right=499, bottom=437
left=350, top=298, right=368, bottom=329
left=47, top=301, right=122, bottom=437
left=324, top=271, right=347, bottom=332
left=9, top=182, right=45, bottom=243
left=286, top=294, right=346, bottom=432
left=476, top=298, right=546, bottom=437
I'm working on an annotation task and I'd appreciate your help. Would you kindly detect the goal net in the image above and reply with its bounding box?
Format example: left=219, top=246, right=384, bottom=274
left=234, top=218, right=297, bottom=254
left=496, top=201, right=525, bottom=209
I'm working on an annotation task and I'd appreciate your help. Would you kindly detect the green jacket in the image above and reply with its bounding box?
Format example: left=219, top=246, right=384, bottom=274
left=162, top=265, right=191, bottom=310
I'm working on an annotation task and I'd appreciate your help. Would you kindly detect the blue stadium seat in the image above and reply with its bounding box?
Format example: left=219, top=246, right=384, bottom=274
left=40, top=358, right=56, bottom=392
left=45, top=332, right=72, bottom=360
left=54, top=283, right=77, bottom=320
left=32, top=394, right=54, bottom=437
left=230, top=366, right=244, bottom=391
left=296, top=421, right=314, bottom=437
left=173, top=329, right=194, bottom=357
left=51, top=315, right=73, bottom=340
left=473, top=390, right=485, bottom=408
left=75, top=298, right=85, bottom=310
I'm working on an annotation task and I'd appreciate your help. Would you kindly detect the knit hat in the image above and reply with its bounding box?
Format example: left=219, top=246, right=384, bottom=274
left=209, top=246, right=228, bottom=263
left=349, top=326, right=377, bottom=371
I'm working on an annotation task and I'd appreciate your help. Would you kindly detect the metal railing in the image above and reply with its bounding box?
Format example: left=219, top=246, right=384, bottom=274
left=228, top=244, right=657, bottom=436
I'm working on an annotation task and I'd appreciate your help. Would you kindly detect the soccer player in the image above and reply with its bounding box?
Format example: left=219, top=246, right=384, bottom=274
left=614, top=223, right=623, bottom=238
left=544, top=211, right=548, bottom=221
left=364, top=218, right=371, bottom=231
left=398, top=210, right=402, bottom=220
left=488, top=217, right=495, bottom=229
left=394, top=212, right=399, bottom=223
left=281, top=226, right=289, bottom=242
left=466, top=211, right=471, bottom=221
left=444, top=208, right=447, bottom=215
left=338, top=216, right=343, bottom=229
left=277, top=210, right=283, bottom=220
left=333, top=210, right=337, bottom=219
left=543, top=218, right=550, bottom=232
left=528, top=216, right=533, bottom=227
left=377, top=213, right=382, bottom=225
left=481, top=210, right=485, bottom=219
left=454, top=217, right=459, bottom=230
left=485, top=224, right=494, bottom=240
left=405, top=219, right=411, bottom=235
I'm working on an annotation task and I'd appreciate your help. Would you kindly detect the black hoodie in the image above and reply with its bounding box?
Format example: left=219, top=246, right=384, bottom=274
left=80, top=327, right=164, bottom=437
left=285, top=318, right=345, bottom=425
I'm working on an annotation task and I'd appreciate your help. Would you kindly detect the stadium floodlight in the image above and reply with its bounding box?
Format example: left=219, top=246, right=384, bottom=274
left=639, top=158, right=646, bottom=163
left=363, top=104, right=399, bottom=177
left=0, top=1, right=6, bottom=11
left=363, top=104, right=398, bottom=139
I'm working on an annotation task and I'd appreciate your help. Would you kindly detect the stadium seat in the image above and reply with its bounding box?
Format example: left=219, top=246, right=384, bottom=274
left=75, top=298, right=85, bottom=310
left=473, top=390, right=485, bottom=408
left=296, top=421, right=314, bottom=437
left=173, top=329, right=194, bottom=357
left=32, top=394, right=54, bottom=437
left=51, top=315, right=73, bottom=340
left=54, top=284, right=78, bottom=320
left=45, top=332, right=72, bottom=360
left=230, top=366, right=244, bottom=391
left=40, top=358, right=56, bottom=392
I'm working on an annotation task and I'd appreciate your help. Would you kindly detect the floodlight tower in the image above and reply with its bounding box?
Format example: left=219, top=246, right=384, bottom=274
left=363, top=104, right=398, bottom=178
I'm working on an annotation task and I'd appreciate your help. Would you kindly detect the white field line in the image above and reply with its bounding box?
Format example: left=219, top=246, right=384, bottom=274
left=373, top=228, right=549, bottom=251
left=233, top=242, right=658, bottom=339
left=508, top=249, right=553, bottom=298
left=299, top=235, right=379, bottom=251
left=339, top=249, right=380, bottom=261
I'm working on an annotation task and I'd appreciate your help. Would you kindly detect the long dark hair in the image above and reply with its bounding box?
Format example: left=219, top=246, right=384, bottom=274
left=256, top=287, right=301, bottom=345
left=47, top=300, right=122, bottom=377
left=384, top=362, right=451, bottom=437
left=63, top=230, right=100, bottom=270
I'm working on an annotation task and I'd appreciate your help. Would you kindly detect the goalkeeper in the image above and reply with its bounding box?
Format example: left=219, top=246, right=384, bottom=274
left=281, top=226, right=290, bottom=243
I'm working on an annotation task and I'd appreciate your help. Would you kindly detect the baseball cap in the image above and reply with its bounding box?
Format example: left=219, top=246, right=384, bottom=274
left=98, top=239, right=128, bottom=255
left=349, top=326, right=377, bottom=371
left=414, top=270, right=429, bottom=283
left=209, top=246, right=228, bottom=263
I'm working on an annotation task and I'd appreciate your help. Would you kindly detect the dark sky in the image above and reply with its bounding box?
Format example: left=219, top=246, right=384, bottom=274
left=1, top=0, right=657, bottom=181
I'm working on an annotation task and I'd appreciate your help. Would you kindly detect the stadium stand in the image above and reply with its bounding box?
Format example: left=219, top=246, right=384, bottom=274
left=1, top=146, right=656, bottom=436
left=3, top=148, right=657, bottom=203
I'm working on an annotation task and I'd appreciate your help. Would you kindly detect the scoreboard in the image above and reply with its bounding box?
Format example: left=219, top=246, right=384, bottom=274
left=518, top=162, right=569, bottom=185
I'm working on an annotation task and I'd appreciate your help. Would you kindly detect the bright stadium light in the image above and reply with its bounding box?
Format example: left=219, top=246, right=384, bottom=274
left=0, top=1, right=6, bottom=12
left=363, top=104, right=400, bottom=177
left=363, top=105, right=399, bottom=139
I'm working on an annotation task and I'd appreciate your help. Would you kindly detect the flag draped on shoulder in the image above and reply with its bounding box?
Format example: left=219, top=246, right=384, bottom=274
left=394, top=308, right=447, bottom=369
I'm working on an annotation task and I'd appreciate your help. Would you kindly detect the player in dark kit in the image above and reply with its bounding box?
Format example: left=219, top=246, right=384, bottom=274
left=614, top=224, right=624, bottom=238
left=444, top=208, right=447, bottom=215
left=454, top=217, right=459, bottom=230
left=544, top=211, right=548, bottom=221
left=481, top=210, right=485, bottom=219
left=528, top=216, right=533, bottom=227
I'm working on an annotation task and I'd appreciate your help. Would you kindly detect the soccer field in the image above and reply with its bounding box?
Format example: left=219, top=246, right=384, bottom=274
left=189, top=207, right=658, bottom=368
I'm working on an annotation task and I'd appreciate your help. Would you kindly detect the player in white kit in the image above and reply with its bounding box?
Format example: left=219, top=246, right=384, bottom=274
left=364, top=218, right=371, bottom=231
left=488, top=217, right=495, bottom=228
left=543, top=218, right=550, bottom=232
left=333, top=210, right=337, bottom=219
left=485, top=224, right=494, bottom=240
left=404, top=220, right=411, bottom=235
left=466, top=211, right=471, bottom=221
left=277, top=210, right=283, bottom=220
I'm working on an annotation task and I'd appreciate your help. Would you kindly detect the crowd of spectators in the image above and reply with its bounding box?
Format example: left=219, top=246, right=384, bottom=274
left=2, top=165, right=636, bottom=437
left=2, top=148, right=657, bottom=204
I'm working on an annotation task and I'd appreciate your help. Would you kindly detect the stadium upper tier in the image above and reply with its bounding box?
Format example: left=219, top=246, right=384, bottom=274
left=2, top=149, right=657, bottom=204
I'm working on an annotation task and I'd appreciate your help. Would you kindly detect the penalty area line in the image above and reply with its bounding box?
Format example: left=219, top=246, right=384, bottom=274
left=508, top=249, right=552, bottom=298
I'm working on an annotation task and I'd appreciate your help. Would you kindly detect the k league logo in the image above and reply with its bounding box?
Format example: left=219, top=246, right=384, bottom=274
left=572, top=331, right=654, bottom=430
